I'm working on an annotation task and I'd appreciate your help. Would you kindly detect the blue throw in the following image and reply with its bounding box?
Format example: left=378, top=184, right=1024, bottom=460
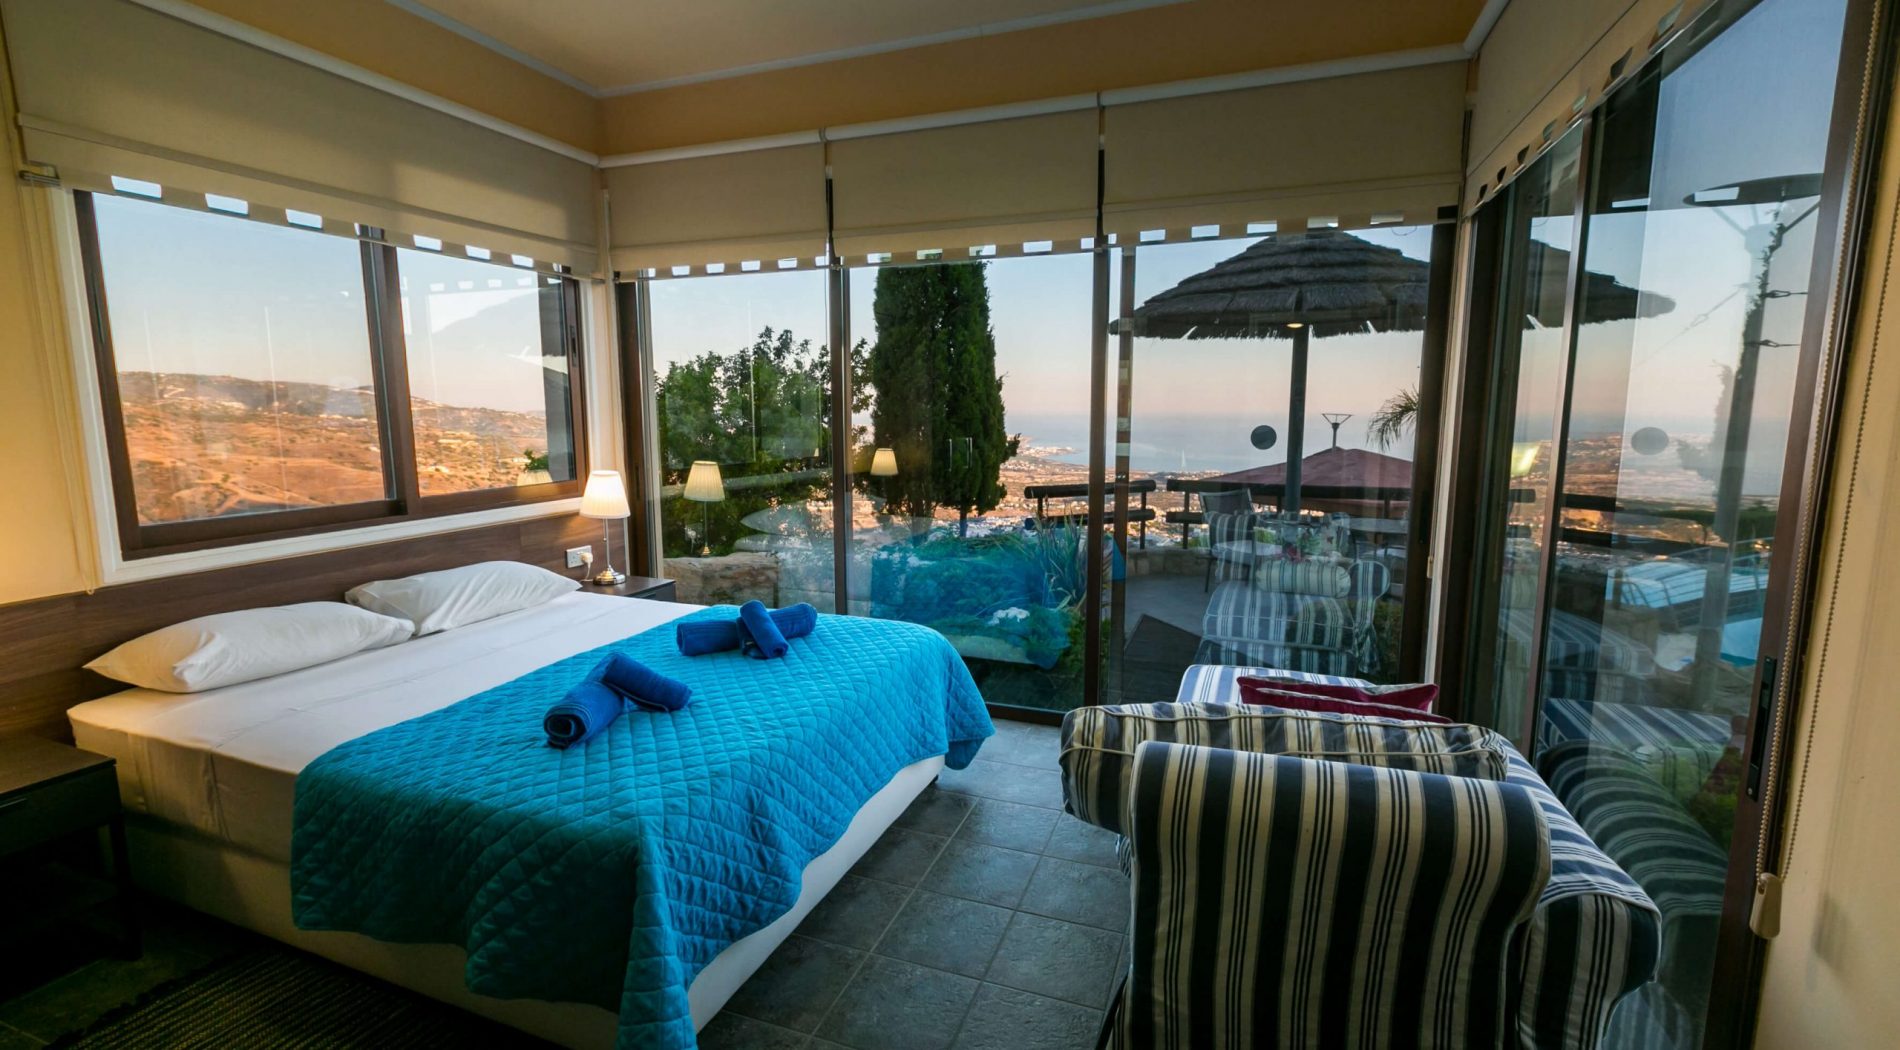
left=542, top=670, right=625, bottom=749
left=736, top=600, right=788, bottom=659
left=675, top=602, right=817, bottom=656
left=291, top=608, right=992, bottom=1050
left=597, top=653, right=692, bottom=712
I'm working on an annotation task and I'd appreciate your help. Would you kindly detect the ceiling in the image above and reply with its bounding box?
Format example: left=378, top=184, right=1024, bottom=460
left=388, top=0, right=1194, bottom=95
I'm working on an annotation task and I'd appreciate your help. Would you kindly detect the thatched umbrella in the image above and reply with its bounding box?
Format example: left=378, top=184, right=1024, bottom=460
left=1114, top=228, right=1672, bottom=512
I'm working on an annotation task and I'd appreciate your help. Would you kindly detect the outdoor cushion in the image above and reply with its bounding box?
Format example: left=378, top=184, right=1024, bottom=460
left=1248, top=559, right=1351, bottom=596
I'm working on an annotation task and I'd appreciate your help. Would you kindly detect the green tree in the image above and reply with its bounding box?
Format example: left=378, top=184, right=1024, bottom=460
left=866, top=263, right=1020, bottom=536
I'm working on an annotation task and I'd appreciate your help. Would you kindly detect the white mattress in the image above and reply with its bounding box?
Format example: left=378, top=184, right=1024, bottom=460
left=69, top=591, right=695, bottom=863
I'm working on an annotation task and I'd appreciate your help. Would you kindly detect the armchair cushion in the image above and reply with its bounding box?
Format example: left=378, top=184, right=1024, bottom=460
left=1060, top=702, right=1512, bottom=835
left=1112, top=742, right=1550, bottom=1049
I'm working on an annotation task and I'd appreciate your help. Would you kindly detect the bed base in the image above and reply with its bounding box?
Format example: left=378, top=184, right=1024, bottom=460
left=122, top=756, right=945, bottom=1049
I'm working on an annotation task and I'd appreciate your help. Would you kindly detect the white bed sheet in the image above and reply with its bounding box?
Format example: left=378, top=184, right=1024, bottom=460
left=69, top=591, right=695, bottom=863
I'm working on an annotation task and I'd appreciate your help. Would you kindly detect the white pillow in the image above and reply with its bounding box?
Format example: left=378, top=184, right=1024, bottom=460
left=85, top=602, right=413, bottom=693
left=346, top=560, right=579, bottom=636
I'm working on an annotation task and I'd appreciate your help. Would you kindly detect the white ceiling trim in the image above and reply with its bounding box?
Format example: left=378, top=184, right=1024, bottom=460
left=600, top=46, right=1471, bottom=167
left=126, top=0, right=600, bottom=164
left=1462, top=0, right=1512, bottom=53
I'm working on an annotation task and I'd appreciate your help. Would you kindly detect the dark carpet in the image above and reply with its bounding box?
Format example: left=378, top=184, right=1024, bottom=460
left=48, top=948, right=556, bottom=1049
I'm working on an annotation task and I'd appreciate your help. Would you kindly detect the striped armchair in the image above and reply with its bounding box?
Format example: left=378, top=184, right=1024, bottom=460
left=1068, top=666, right=1665, bottom=1050
left=1105, top=741, right=1551, bottom=1049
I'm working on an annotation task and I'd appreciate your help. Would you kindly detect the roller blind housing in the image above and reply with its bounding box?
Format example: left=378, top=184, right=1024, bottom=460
left=2, top=0, right=601, bottom=273
left=604, top=145, right=828, bottom=274
left=1103, top=62, right=1467, bottom=238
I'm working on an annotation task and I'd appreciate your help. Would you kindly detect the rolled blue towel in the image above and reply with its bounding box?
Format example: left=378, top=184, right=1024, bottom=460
left=737, top=600, right=789, bottom=660
left=596, top=652, right=692, bottom=712
left=543, top=675, right=626, bottom=749
left=676, top=604, right=819, bottom=656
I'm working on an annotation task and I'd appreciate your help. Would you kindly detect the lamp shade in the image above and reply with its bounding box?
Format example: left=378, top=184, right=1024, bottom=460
left=683, top=460, right=726, bottom=502
left=870, top=447, right=899, bottom=477
left=579, top=469, right=630, bottom=519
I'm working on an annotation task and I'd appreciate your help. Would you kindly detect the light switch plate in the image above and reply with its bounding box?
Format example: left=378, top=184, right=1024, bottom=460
left=565, top=546, right=592, bottom=568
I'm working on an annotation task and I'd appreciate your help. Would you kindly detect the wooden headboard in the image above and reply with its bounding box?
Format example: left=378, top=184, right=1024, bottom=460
left=0, top=515, right=600, bottom=741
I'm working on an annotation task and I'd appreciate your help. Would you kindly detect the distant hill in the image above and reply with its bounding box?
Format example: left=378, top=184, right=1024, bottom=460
left=118, top=372, right=552, bottom=523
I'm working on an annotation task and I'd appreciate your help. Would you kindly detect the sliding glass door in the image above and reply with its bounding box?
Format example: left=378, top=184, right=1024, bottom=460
left=1456, top=0, right=1854, bottom=1043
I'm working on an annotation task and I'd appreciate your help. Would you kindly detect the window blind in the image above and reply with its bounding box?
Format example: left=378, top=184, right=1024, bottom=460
left=604, top=144, right=828, bottom=276
left=1102, top=62, right=1467, bottom=240
left=827, top=109, right=1100, bottom=261
left=2, top=0, right=601, bottom=274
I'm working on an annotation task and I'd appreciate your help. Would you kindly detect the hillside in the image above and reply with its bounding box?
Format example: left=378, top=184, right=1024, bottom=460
left=118, top=372, right=551, bottom=523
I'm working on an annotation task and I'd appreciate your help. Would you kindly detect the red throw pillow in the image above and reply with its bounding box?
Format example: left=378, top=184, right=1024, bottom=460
left=1236, top=678, right=1451, bottom=724
left=1242, top=675, right=1439, bottom=713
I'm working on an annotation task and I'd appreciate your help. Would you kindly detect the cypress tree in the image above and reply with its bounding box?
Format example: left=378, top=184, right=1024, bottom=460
left=867, top=262, right=1020, bottom=535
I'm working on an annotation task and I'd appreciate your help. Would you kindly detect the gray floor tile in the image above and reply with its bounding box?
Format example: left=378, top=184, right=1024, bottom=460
left=934, top=760, right=1065, bottom=809
left=815, top=955, right=978, bottom=1050
left=979, top=722, right=1061, bottom=770
left=1043, top=816, right=1122, bottom=868
left=875, top=890, right=1013, bottom=979
left=895, top=787, right=976, bottom=837
left=920, top=840, right=1040, bottom=909
left=698, top=1011, right=810, bottom=1050
left=1019, top=857, right=1129, bottom=932
left=798, top=876, right=910, bottom=950
left=1105, top=937, right=1130, bottom=1009
left=850, top=828, right=947, bottom=887
left=951, top=984, right=1103, bottom=1050
left=955, top=799, right=1059, bottom=854
left=724, top=935, right=864, bottom=1034
left=985, top=913, right=1123, bottom=1008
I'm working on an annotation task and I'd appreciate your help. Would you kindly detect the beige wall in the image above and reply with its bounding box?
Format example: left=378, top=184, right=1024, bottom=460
left=1751, top=69, right=1900, bottom=1049
left=0, top=41, right=91, bottom=603
left=594, top=0, right=1480, bottom=153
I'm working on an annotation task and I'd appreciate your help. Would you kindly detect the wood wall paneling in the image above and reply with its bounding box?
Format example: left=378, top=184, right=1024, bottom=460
left=0, top=515, right=598, bottom=741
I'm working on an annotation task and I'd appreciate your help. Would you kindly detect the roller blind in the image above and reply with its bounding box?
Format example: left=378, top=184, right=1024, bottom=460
left=1467, top=0, right=1714, bottom=209
left=829, top=109, right=1100, bottom=260
left=1, top=0, right=601, bottom=274
left=1103, top=62, right=1466, bottom=239
left=604, top=144, right=827, bottom=275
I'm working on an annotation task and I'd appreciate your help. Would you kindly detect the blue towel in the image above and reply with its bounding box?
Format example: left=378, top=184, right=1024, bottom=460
left=543, top=672, right=625, bottom=749
left=597, top=653, right=692, bottom=712
left=675, top=603, right=819, bottom=656
left=737, top=600, right=789, bottom=659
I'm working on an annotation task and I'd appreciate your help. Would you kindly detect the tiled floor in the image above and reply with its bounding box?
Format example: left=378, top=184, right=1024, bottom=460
left=703, top=719, right=1120, bottom=1050
left=0, top=720, right=1112, bottom=1050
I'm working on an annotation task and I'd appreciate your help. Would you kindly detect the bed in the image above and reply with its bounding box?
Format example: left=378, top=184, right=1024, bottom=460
left=67, top=591, right=992, bottom=1049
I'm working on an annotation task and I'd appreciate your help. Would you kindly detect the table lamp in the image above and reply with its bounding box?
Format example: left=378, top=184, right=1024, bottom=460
left=870, top=448, right=898, bottom=477
left=683, top=460, right=725, bottom=556
left=579, top=469, right=631, bottom=585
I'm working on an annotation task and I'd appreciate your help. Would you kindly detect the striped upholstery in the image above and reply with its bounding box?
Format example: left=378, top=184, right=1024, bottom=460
left=1111, top=742, right=1551, bottom=1049
left=1061, top=702, right=1513, bottom=835
left=1504, top=608, right=1657, bottom=706
left=1197, top=561, right=1388, bottom=675
left=1540, top=698, right=1735, bottom=803
left=1175, top=664, right=1368, bottom=703
left=1147, top=667, right=1666, bottom=1050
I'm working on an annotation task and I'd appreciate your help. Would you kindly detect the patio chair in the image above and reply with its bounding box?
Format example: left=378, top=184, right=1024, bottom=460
left=1196, top=556, right=1390, bottom=677
left=1199, top=489, right=1257, bottom=591
left=1097, top=739, right=1550, bottom=1049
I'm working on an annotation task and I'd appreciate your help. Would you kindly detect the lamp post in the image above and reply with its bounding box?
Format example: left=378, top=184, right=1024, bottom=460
left=683, top=460, right=726, bottom=557
left=579, top=469, right=630, bottom=585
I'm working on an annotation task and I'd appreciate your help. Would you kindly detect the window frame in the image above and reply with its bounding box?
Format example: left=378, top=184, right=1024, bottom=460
left=75, top=191, right=587, bottom=558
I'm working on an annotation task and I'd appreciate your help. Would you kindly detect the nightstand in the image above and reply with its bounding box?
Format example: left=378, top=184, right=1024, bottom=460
left=586, top=575, right=676, bottom=602
left=0, top=736, right=139, bottom=981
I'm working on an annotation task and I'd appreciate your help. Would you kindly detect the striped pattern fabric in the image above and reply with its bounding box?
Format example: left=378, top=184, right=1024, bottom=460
left=1175, top=664, right=1368, bottom=704
left=1540, top=698, right=1734, bottom=802
left=1504, top=608, right=1658, bottom=706
left=1199, top=561, right=1390, bottom=676
left=1061, top=702, right=1513, bottom=836
left=1111, top=742, right=1551, bottom=1049
left=1152, top=667, right=1666, bottom=1050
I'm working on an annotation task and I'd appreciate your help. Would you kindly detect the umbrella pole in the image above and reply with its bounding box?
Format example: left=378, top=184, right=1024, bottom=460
left=1284, top=324, right=1309, bottom=515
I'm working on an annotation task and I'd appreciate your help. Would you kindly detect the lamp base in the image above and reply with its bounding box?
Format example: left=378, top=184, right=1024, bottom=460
left=591, top=568, right=628, bottom=586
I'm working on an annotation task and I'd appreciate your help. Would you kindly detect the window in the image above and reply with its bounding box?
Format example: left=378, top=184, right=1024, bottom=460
left=78, top=192, right=585, bottom=554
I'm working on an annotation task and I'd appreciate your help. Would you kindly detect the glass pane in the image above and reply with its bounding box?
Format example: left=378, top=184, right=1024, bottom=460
left=1461, top=130, right=1585, bottom=739
left=847, top=255, right=1096, bottom=712
left=89, top=194, right=386, bottom=524
left=1539, top=0, right=1847, bottom=1044
left=396, top=250, right=577, bottom=495
left=1105, top=227, right=1440, bottom=701
left=645, top=270, right=833, bottom=608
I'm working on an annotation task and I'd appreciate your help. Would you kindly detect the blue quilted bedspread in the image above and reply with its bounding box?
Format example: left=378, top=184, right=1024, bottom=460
left=290, top=608, right=993, bottom=1049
